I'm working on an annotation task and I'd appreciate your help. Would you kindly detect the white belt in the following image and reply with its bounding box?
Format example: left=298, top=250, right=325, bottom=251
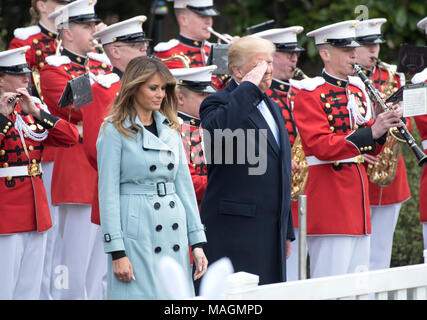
left=0, top=163, right=43, bottom=178
left=306, top=155, right=364, bottom=166
left=76, top=124, right=83, bottom=135
left=422, top=140, right=427, bottom=151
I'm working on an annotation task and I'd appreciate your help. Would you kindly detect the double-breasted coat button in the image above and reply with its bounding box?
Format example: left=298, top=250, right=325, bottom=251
left=155, top=247, right=161, bottom=253
left=169, top=201, right=175, bottom=208
left=167, top=163, right=174, bottom=170
left=156, top=225, right=162, bottom=232
left=173, top=244, right=180, bottom=251
left=154, top=202, right=161, bottom=210
left=172, top=223, right=178, bottom=230
left=150, top=165, right=156, bottom=172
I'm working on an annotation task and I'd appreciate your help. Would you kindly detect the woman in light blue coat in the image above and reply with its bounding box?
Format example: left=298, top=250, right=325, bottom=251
left=97, top=56, right=208, bottom=299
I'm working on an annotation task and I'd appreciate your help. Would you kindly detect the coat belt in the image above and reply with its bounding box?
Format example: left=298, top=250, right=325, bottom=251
left=306, top=155, right=364, bottom=166
left=120, top=182, right=176, bottom=196
left=0, top=163, right=43, bottom=178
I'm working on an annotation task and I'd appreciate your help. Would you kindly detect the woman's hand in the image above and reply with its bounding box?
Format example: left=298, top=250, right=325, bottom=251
left=193, top=247, right=208, bottom=280
left=113, top=256, right=135, bottom=282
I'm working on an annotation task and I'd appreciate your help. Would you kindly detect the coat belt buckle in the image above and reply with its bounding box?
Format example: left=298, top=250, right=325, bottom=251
left=157, top=182, right=167, bottom=197
left=354, top=155, right=364, bottom=164
left=28, top=163, right=41, bottom=177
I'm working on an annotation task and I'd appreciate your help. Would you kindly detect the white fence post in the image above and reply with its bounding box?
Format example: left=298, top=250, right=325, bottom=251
left=222, top=272, right=259, bottom=299
left=298, top=195, right=307, bottom=280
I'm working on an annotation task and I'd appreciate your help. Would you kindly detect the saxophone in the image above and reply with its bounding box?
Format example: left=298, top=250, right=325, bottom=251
left=365, top=58, right=405, bottom=187
left=291, top=134, right=308, bottom=201
left=290, top=67, right=308, bottom=201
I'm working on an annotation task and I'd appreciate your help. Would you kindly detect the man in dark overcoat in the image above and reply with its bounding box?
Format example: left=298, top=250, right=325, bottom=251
left=199, top=35, right=295, bottom=285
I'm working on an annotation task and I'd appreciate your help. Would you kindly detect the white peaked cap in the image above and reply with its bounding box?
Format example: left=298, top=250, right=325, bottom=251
left=356, top=18, right=387, bottom=37
left=167, top=0, right=219, bottom=16
left=307, top=20, right=360, bottom=47
left=252, top=26, right=305, bottom=51
left=170, top=0, right=214, bottom=8
left=48, top=0, right=99, bottom=28
left=93, top=16, right=149, bottom=45
left=0, top=46, right=32, bottom=74
left=417, top=17, right=427, bottom=34
left=171, top=65, right=217, bottom=93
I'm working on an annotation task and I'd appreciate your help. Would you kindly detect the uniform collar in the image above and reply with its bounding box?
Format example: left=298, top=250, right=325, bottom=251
left=178, top=34, right=205, bottom=48
left=359, top=64, right=373, bottom=78
left=270, top=78, right=290, bottom=92
left=38, top=22, right=58, bottom=39
left=62, top=47, right=87, bottom=66
left=322, top=69, right=348, bottom=88
left=178, top=111, right=201, bottom=127
left=112, top=67, right=123, bottom=79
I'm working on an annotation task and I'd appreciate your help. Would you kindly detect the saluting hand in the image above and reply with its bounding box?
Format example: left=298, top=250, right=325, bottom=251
left=241, top=60, right=268, bottom=87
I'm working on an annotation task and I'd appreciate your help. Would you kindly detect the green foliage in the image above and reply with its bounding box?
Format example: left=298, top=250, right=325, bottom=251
left=217, top=0, right=426, bottom=76
left=391, top=120, right=425, bottom=266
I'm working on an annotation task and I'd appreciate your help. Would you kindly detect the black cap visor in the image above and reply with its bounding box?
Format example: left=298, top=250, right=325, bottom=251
left=68, top=14, right=101, bottom=24
left=113, top=32, right=151, bottom=43
left=356, top=34, right=386, bottom=45
left=186, top=5, right=219, bottom=17
left=327, top=37, right=361, bottom=48
left=0, top=63, right=33, bottom=75
left=178, top=80, right=216, bottom=93
left=275, top=42, right=305, bottom=52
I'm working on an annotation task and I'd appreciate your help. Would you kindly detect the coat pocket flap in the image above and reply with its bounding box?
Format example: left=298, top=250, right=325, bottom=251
left=219, top=199, right=256, bottom=217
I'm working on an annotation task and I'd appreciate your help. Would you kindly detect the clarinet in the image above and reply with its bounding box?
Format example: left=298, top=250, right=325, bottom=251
left=353, top=64, right=427, bottom=167
left=7, top=93, right=22, bottom=104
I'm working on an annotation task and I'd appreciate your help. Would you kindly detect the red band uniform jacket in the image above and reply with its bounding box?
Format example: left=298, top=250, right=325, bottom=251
left=0, top=98, right=79, bottom=234
left=154, top=35, right=229, bottom=90
left=39, top=49, right=112, bottom=205
left=293, top=71, right=388, bottom=236
left=81, top=71, right=121, bottom=225
left=412, top=68, right=427, bottom=222
left=178, top=111, right=208, bottom=209
left=9, top=23, right=59, bottom=72
left=9, top=24, right=61, bottom=163
left=364, top=64, right=410, bottom=206
left=266, top=79, right=300, bottom=227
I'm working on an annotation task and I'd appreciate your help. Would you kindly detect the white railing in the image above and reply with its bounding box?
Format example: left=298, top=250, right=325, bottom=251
left=223, top=250, right=427, bottom=300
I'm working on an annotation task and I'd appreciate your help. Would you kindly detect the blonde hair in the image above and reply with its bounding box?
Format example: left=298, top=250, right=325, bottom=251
left=227, top=36, right=276, bottom=75
left=107, top=56, right=179, bottom=138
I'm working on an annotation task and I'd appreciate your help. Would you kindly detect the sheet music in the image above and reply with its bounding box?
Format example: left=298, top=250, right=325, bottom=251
left=403, top=86, right=427, bottom=117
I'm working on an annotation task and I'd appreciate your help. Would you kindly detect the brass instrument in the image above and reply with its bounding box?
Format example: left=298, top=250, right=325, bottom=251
left=291, top=134, right=308, bottom=201
left=207, top=26, right=233, bottom=44
left=353, top=64, right=427, bottom=169
left=292, top=67, right=308, bottom=80
left=290, top=67, right=308, bottom=200
left=159, top=53, right=191, bottom=68
left=32, top=70, right=43, bottom=100
left=365, top=58, right=405, bottom=186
